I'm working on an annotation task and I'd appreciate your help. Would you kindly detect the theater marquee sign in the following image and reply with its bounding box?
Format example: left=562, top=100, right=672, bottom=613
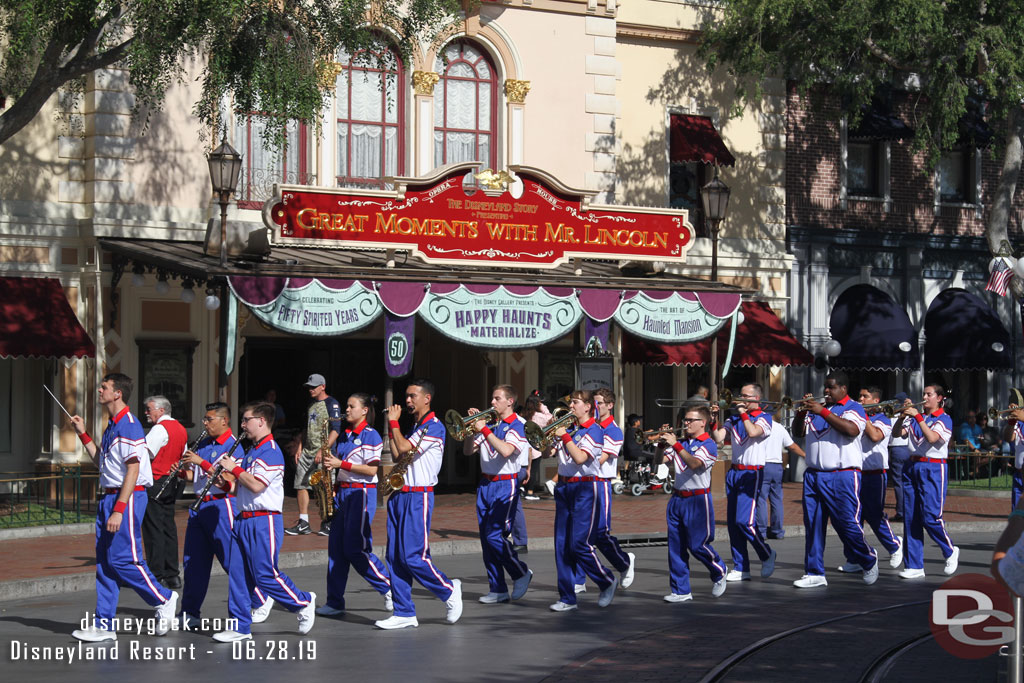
left=263, top=163, right=694, bottom=269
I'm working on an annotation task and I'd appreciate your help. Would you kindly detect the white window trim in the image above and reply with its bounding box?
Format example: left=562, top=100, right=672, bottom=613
left=840, top=116, right=891, bottom=212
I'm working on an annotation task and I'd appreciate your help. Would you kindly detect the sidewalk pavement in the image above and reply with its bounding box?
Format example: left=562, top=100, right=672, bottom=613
left=0, top=482, right=1010, bottom=601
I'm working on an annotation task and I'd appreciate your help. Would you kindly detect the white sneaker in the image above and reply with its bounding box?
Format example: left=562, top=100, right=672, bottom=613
left=549, top=601, right=578, bottom=612
left=663, top=593, right=693, bottom=603
left=621, top=552, right=636, bottom=588
left=726, top=569, right=750, bottom=582
left=445, top=579, right=463, bottom=624
left=863, top=562, right=879, bottom=585
left=374, top=615, right=418, bottom=629
left=793, top=574, right=828, bottom=588
left=712, top=578, right=727, bottom=598
left=297, top=592, right=316, bottom=634
left=944, top=546, right=960, bottom=576
left=251, top=596, right=275, bottom=623
left=478, top=592, right=510, bottom=604
left=899, top=567, right=926, bottom=579
left=574, top=583, right=587, bottom=594
left=889, top=537, right=904, bottom=568
left=761, top=549, right=777, bottom=578
left=837, top=562, right=863, bottom=573
left=315, top=604, right=344, bottom=616
left=544, top=480, right=556, bottom=496
left=212, top=630, right=252, bottom=642
left=597, top=577, right=618, bottom=607
left=384, top=591, right=394, bottom=611
left=72, top=625, right=116, bottom=642
left=511, top=569, right=533, bottom=601
left=154, top=591, right=178, bottom=636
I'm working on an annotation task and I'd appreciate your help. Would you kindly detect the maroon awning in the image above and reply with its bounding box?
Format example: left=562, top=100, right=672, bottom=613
left=622, top=301, right=812, bottom=367
left=0, top=277, right=95, bottom=359
left=670, top=114, right=736, bottom=166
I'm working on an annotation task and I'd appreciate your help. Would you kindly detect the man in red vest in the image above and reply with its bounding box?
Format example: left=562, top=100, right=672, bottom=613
left=143, top=395, right=188, bottom=589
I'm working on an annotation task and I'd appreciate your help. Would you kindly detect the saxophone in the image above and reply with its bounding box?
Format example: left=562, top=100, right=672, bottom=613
left=307, top=417, right=336, bottom=521
left=380, top=447, right=418, bottom=496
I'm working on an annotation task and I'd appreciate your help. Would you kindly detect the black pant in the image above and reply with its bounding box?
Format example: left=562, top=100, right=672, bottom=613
left=142, top=475, right=180, bottom=581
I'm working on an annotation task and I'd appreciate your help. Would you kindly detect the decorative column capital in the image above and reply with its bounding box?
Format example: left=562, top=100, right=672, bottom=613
left=412, top=71, right=440, bottom=95
left=318, top=61, right=344, bottom=90
left=504, top=79, right=531, bottom=104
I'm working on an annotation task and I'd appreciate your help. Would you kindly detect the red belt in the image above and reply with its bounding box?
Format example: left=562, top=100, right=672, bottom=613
left=732, top=464, right=763, bottom=471
left=481, top=473, right=517, bottom=482
left=862, top=469, right=885, bottom=475
left=336, top=482, right=376, bottom=490
left=105, top=486, right=145, bottom=494
left=399, top=486, right=433, bottom=492
left=201, top=493, right=233, bottom=502
left=237, top=510, right=280, bottom=519
left=912, top=456, right=947, bottom=464
left=562, top=476, right=597, bottom=483
left=837, top=467, right=862, bottom=472
left=674, top=488, right=710, bottom=498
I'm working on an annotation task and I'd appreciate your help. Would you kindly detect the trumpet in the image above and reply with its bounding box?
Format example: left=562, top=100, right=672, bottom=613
left=635, top=426, right=685, bottom=445
left=524, top=408, right=580, bottom=451
left=444, top=407, right=499, bottom=441
left=155, top=428, right=208, bottom=497
left=988, top=406, right=1023, bottom=421
left=861, top=400, right=904, bottom=417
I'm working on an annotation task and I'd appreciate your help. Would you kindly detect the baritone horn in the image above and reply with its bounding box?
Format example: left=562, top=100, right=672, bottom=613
left=444, top=407, right=499, bottom=441
left=525, top=408, right=580, bottom=451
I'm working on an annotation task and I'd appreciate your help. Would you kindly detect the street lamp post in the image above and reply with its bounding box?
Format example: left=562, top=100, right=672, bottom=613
left=207, top=139, right=243, bottom=267
left=701, top=172, right=731, bottom=406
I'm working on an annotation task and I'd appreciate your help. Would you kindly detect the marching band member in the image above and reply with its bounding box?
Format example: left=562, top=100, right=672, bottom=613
left=549, top=390, right=618, bottom=611
left=1003, top=401, right=1024, bottom=509
left=660, top=406, right=728, bottom=602
left=317, top=393, right=393, bottom=616
left=791, top=372, right=878, bottom=588
left=463, top=385, right=532, bottom=604
left=711, top=383, right=776, bottom=582
left=891, top=385, right=958, bottom=578
left=376, top=379, right=463, bottom=629
left=69, top=373, right=177, bottom=642
left=839, top=388, right=901, bottom=573
left=592, top=388, right=635, bottom=587
left=212, top=402, right=316, bottom=642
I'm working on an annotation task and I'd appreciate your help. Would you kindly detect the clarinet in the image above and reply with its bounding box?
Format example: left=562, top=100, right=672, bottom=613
left=156, top=428, right=209, bottom=497
left=190, top=437, right=248, bottom=512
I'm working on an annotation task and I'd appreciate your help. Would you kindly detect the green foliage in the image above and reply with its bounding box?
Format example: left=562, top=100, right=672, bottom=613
left=0, top=0, right=462, bottom=146
left=700, top=0, right=1024, bottom=161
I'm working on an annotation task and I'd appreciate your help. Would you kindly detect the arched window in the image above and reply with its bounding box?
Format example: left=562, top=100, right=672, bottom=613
left=234, top=116, right=311, bottom=208
left=335, top=42, right=405, bottom=188
left=433, top=41, right=497, bottom=168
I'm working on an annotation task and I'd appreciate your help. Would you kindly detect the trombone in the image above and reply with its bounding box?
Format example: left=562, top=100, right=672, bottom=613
left=655, top=388, right=733, bottom=409
left=525, top=408, right=580, bottom=451
left=444, top=407, right=499, bottom=441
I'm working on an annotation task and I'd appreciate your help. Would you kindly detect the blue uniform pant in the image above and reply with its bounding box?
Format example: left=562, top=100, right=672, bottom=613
left=889, top=446, right=910, bottom=516
left=554, top=481, right=614, bottom=604
left=726, top=468, right=772, bottom=572
left=227, top=513, right=312, bottom=635
left=859, top=471, right=900, bottom=553
left=510, top=467, right=529, bottom=545
left=182, top=495, right=254, bottom=618
left=802, top=469, right=877, bottom=575
left=902, top=460, right=955, bottom=569
left=477, top=477, right=529, bottom=593
left=325, top=487, right=391, bottom=610
left=667, top=493, right=726, bottom=595
left=756, top=462, right=785, bottom=538
left=386, top=490, right=456, bottom=618
left=1013, top=469, right=1023, bottom=510
left=93, top=491, right=172, bottom=625
left=591, top=480, right=630, bottom=572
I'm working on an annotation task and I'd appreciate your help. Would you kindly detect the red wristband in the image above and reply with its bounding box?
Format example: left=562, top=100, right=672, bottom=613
left=820, top=408, right=832, bottom=417
left=672, top=441, right=685, bottom=453
left=389, top=420, right=400, bottom=431
left=231, top=465, right=245, bottom=478
left=480, top=426, right=492, bottom=437
left=339, top=461, right=353, bottom=471
left=914, top=413, right=925, bottom=424
left=113, top=501, right=127, bottom=514
left=79, top=432, right=92, bottom=446
left=560, top=433, right=573, bottom=444
left=738, top=411, right=748, bottom=420
left=199, top=460, right=213, bottom=473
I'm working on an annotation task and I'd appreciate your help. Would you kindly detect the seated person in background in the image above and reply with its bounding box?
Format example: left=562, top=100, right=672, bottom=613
left=958, top=410, right=983, bottom=450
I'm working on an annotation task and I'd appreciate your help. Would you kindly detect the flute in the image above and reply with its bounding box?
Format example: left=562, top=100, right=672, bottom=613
left=155, top=429, right=209, bottom=497
left=190, top=437, right=248, bottom=512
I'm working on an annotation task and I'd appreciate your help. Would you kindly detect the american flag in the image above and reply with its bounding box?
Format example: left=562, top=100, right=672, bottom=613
left=986, top=259, right=1014, bottom=296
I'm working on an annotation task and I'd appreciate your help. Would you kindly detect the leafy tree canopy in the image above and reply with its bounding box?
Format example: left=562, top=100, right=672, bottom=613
left=0, top=0, right=461, bottom=146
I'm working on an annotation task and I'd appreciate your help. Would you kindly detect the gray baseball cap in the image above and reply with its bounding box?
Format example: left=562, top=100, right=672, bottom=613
left=304, top=373, right=326, bottom=387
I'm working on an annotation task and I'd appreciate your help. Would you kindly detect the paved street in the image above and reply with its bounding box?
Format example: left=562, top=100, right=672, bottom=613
left=0, top=531, right=1003, bottom=682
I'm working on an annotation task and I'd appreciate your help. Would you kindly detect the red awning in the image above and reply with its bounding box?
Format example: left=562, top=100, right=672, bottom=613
left=622, top=301, right=812, bottom=367
left=670, top=115, right=736, bottom=166
left=0, top=277, right=95, bottom=359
